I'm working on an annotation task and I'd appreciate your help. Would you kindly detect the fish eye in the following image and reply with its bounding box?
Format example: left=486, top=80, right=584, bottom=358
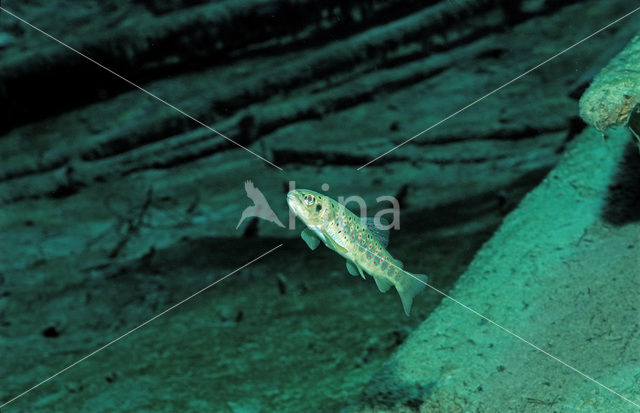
left=304, top=194, right=315, bottom=205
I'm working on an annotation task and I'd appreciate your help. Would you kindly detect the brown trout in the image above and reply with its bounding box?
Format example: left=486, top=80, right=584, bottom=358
left=287, top=189, right=428, bottom=316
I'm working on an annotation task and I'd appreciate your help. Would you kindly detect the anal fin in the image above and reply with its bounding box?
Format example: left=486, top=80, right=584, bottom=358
left=373, top=275, right=393, bottom=293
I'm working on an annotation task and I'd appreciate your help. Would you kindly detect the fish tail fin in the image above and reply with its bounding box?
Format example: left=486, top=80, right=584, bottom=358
left=397, top=271, right=429, bottom=316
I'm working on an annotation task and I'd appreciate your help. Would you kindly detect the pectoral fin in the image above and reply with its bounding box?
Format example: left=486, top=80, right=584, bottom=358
left=301, top=228, right=321, bottom=250
left=346, top=260, right=366, bottom=279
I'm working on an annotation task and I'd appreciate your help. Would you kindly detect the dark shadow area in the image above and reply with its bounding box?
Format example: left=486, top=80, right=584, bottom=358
left=0, top=0, right=591, bottom=135
left=601, top=139, right=640, bottom=225
left=359, top=360, right=435, bottom=412
left=0, top=0, right=434, bottom=135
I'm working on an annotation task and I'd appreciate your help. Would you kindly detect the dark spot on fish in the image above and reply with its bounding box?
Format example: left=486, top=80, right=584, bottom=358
left=316, top=204, right=322, bottom=212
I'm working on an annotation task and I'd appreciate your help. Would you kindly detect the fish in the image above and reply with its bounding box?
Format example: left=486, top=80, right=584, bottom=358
left=287, top=189, right=429, bottom=316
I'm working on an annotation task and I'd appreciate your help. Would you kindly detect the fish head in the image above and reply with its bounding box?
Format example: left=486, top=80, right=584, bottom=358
left=287, top=189, right=326, bottom=227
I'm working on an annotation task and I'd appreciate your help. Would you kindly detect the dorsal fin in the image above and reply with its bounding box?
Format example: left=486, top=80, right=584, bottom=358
left=390, top=258, right=403, bottom=269
left=363, top=217, right=390, bottom=247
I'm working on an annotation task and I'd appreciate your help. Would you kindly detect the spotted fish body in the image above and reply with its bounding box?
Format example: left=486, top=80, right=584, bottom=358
left=287, top=189, right=429, bottom=316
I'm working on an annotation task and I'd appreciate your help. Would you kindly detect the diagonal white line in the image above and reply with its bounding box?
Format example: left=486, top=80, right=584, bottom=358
left=353, top=242, right=640, bottom=409
left=0, top=6, right=283, bottom=171
left=0, top=244, right=283, bottom=409
left=357, top=5, right=640, bottom=170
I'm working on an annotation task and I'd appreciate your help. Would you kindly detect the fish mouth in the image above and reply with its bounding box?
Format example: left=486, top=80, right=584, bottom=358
left=286, top=191, right=300, bottom=211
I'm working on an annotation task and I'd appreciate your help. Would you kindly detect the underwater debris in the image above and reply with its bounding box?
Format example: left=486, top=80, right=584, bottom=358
left=579, top=34, right=640, bottom=149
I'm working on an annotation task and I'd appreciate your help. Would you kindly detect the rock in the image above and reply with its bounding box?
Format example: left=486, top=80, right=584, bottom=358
left=579, top=34, right=640, bottom=136
left=360, top=127, right=640, bottom=411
